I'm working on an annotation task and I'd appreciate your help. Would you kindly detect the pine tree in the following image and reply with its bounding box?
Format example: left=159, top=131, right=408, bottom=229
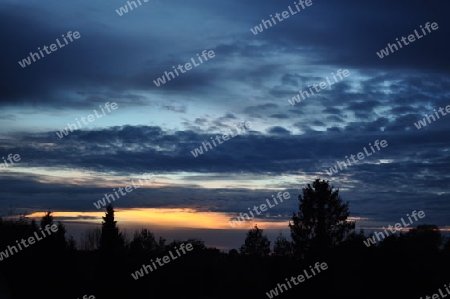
left=40, top=210, right=66, bottom=250
left=99, top=204, right=124, bottom=253
left=240, top=225, right=271, bottom=256
left=273, top=232, right=293, bottom=256
left=289, top=179, right=354, bottom=259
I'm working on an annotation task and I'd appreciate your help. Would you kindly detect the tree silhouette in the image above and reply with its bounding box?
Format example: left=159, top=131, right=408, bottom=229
left=240, top=225, right=271, bottom=256
left=273, top=232, right=293, bottom=256
left=289, top=179, right=355, bottom=258
left=168, top=238, right=205, bottom=252
left=40, top=210, right=53, bottom=228
left=99, top=204, right=124, bottom=253
left=66, top=235, right=77, bottom=251
left=130, top=229, right=158, bottom=253
left=80, top=227, right=101, bottom=251
left=39, top=210, right=66, bottom=250
left=406, top=224, right=442, bottom=252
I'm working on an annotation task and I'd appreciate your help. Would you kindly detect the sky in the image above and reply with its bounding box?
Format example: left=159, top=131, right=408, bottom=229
left=1, top=0, right=449, bottom=250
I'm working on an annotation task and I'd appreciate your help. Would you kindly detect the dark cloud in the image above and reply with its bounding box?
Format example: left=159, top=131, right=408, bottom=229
left=1, top=0, right=450, bottom=236
left=269, top=113, right=289, bottom=119
left=243, top=103, right=278, bottom=114
left=266, top=126, right=291, bottom=135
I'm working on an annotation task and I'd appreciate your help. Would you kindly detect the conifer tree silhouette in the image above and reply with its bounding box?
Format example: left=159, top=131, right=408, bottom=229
left=40, top=210, right=66, bottom=250
left=99, top=204, right=124, bottom=253
left=240, top=225, right=271, bottom=256
left=273, top=232, right=293, bottom=256
left=289, top=179, right=354, bottom=259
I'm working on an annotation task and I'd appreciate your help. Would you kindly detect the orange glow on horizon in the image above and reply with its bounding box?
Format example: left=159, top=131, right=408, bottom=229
left=26, top=208, right=291, bottom=230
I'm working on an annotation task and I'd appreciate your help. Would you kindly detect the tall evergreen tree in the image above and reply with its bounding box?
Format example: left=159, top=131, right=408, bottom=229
left=99, top=204, right=124, bottom=253
left=289, top=179, right=354, bottom=259
left=40, top=210, right=66, bottom=250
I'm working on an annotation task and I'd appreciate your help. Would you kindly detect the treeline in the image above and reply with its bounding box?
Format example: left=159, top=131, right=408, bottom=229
left=0, top=179, right=450, bottom=299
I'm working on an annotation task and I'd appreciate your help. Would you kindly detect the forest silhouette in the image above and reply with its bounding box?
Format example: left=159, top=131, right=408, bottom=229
left=0, top=179, right=449, bottom=299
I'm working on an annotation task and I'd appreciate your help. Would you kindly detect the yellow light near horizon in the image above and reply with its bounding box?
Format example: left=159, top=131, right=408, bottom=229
left=26, top=208, right=290, bottom=230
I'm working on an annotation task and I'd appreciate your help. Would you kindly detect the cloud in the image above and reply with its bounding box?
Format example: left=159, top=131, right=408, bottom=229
left=269, top=113, right=289, bottom=119
left=266, top=126, right=291, bottom=135
left=1, top=0, right=450, bottom=235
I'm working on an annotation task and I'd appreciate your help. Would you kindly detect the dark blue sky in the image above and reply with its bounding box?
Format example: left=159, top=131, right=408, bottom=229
left=0, top=0, right=449, bottom=249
